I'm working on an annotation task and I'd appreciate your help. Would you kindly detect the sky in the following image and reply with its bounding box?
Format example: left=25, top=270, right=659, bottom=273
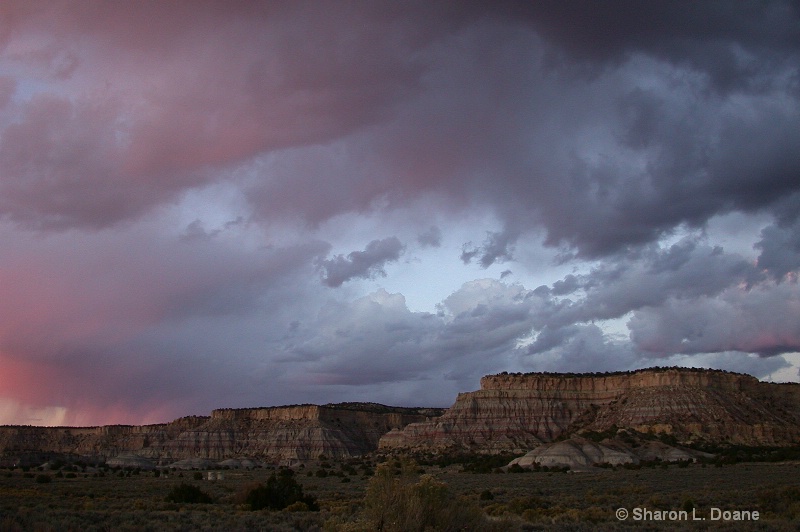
left=1, top=1, right=799, bottom=426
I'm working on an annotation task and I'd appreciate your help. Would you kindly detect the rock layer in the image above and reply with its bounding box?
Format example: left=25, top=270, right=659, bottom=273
left=379, top=368, right=800, bottom=452
left=3, top=368, right=798, bottom=465
left=0, top=403, right=443, bottom=465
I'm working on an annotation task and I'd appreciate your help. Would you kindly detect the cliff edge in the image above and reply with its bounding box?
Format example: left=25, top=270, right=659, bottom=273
left=379, top=367, right=800, bottom=452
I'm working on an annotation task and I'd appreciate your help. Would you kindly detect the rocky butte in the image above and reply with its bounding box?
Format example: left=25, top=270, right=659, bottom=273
left=379, top=367, right=800, bottom=453
left=2, top=367, right=799, bottom=467
left=0, top=403, right=443, bottom=466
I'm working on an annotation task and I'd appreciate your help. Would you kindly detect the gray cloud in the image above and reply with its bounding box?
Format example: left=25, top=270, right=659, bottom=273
left=460, top=229, right=517, bottom=268
left=628, top=282, right=800, bottom=357
left=319, top=237, right=405, bottom=287
left=277, top=281, right=543, bottom=404
left=524, top=324, right=639, bottom=373
left=417, top=225, right=442, bottom=248
left=508, top=0, right=800, bottom=93
left=756, top=217, right=800, bottom=280
left=539, top=237, right=760, bottom=330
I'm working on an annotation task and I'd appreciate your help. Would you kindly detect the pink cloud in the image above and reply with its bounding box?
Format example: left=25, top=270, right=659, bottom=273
left=0, top=2, right=450, bottom=228
left=0, top=221, right=329, bottom=424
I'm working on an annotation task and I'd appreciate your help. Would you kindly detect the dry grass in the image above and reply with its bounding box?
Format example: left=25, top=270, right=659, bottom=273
left=0, top=460, right=798, bottom=530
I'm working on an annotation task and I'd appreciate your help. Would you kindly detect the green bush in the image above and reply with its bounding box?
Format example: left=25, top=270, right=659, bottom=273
left=164, top=483, right=213, bottom=504
left=35, top=474, right=52, bottom=484
left=244, top=470, right=318, bottom=511
left=363, top=460, right=493, bottom=531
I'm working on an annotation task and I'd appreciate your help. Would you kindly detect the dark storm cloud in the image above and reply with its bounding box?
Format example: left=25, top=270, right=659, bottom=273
left=2, top=1, right=798, bottom=258
left=540, top=237, right=761, bottom=329
left=320, top=237, right=405, bottom=287
left=2, top=1, right=799, bottom=423
left=509, top=0, right=800, bottom=92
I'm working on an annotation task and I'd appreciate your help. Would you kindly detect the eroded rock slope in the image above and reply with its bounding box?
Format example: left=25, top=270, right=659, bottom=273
left=380, top=368, right=800, bottom=452
left=0, top=403, right=442, bottom=464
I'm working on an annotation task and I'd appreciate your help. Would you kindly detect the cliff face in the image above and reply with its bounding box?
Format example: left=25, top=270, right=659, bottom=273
left=379, top=368, right=800, bottom=452
left=0, top=404, right=443, bottom=464
left=3, top=368, right=798, bottom=464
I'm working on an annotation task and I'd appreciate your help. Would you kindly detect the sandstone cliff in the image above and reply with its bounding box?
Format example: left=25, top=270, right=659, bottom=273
left=0, top=403, right=443, bottom=465
left=4, top=368, right=798, bottom=465
left=379, top=367, right=800, bottom=452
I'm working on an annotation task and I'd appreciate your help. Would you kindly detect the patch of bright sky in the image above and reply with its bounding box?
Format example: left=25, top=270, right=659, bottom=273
left=315, top=201, right=580, bottom=314
left=771, top=353, right=800, bottom=383
left=0, top=398, right=68, bottom=427
left=704, top=210, right=772, bottom=259
left=166, top=182, right=270, bottom=249
left=663, top=352, right=800, bottom=383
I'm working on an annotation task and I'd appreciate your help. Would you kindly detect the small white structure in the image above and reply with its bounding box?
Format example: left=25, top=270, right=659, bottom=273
left=207, top=471, right=224, bottom=481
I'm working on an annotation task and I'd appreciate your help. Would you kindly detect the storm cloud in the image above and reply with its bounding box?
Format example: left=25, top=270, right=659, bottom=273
left=0, top=1, right=798, bottom=425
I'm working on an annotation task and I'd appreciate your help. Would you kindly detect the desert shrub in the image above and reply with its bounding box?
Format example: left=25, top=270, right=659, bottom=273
left=363, top=461, right=492, bottom=531
left=284, top=501, right=310, bottom=512
left=193, top=471, right=203, bottom=480
left=244, top=470, right=318, bottom=511
left=506, top=495, right=550, bottom=516
left=757, top=486, right=800, bottom=518
left=507, top=463, right=527, bottom=473
left=165, top=483, right=213, bottom=504
left=480, top=489, right=495, bottom=501
left=35, top=474, right=51, bottom=483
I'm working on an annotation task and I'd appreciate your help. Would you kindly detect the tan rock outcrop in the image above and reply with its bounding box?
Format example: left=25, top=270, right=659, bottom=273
left=379, top=367, right=800, bottom=451
left=509, top=437, right=638, bottom=471
left=508, top=436, right=709, bottom=471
